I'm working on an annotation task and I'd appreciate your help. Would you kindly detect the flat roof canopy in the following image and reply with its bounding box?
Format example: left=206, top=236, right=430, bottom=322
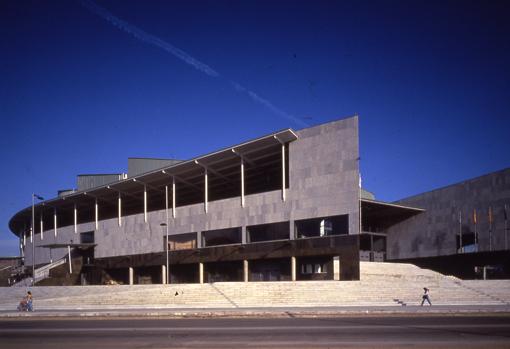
left=361, top=198, right=425, bottom=230
left=39, top=243, right=96, bottom=250
left=9, top=129, right=298, bottom=236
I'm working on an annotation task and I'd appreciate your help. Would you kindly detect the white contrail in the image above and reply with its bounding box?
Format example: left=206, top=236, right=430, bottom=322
left=81, top=0, right=219, bottom=77
left=81, top=0, right=308, bottom=128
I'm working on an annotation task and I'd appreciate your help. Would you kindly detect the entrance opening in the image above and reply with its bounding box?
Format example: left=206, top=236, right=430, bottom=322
left=297, top=256, right=333, bottom=280
left=169, top=264, right=199, bottom=284
left=249, top=258, right=291, bottom=281
left=204, top=261, right=243, bottom=282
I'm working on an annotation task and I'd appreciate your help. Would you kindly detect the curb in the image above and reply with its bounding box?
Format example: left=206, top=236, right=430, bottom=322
left=2, top=307, right=510, bottom=319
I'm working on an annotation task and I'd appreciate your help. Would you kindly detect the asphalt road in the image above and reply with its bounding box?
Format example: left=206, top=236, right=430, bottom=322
left=1, top=315, right=510, bottom=348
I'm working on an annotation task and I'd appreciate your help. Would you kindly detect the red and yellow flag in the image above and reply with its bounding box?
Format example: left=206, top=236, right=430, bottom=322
left=473, top=209, right=477, bottom=224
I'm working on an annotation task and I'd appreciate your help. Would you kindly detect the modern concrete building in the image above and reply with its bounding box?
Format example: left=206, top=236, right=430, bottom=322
left=9, top=116, right=376, bottom=285
left=386, top=168, right=510, bottom=278
left=8, top=116, right=509, bottom=285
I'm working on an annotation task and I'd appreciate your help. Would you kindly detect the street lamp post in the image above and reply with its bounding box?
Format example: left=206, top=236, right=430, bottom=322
left=31, top=193, right=44, bottom=285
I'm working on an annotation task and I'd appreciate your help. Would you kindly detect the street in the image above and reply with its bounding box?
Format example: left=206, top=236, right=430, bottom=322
left=1, top=315, right=510, bottom=348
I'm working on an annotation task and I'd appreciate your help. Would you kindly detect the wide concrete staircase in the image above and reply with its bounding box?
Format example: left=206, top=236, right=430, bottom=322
left=1, top=262, right=509, bottom=310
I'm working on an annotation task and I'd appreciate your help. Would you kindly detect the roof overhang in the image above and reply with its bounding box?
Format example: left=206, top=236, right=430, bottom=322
left=39, top=243, right=96, bottom=250
left=9, top=129, right=298, bottom=236
left=361, top=198, right=425, bottom=230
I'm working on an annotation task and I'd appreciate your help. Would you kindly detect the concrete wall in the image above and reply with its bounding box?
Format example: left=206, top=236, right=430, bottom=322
left=386, top=168, right=510, bottom=260
left=24, top=116, right=360, bottom=264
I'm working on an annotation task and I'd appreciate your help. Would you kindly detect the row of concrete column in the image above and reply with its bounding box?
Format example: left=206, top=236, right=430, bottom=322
left=25, top=142, right=288, bottom=244
left=126, top=256, right=341, bottom=285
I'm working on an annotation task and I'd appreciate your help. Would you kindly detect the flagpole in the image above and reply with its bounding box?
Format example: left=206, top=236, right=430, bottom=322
left=459, top=211, right=462, bottom=253
left=489, top=206, right=493, bottom=252
left=31, top=194, right=44, bottom=286
left=31, top=194, right=35, bottom=285
left=474, top=209, right=478, bottom=251
left=505, top=204, right=508, bottom=251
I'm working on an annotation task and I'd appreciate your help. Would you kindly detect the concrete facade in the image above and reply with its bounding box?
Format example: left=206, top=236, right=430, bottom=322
left=16, top=116, right=360, bottom=274
left=386, top=168, right=510, bottom=260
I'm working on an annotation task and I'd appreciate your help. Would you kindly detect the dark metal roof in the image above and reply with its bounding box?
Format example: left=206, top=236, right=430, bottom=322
left=9, top=129, right=298, bottom=236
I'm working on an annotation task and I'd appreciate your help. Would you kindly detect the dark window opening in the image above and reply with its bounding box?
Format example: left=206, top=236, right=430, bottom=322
left=164, top=232, right=197, bottom=251
left=247, top=221, right=289, bottom=243
left=457, top=231, right=479, bottom=253
left=80, top=231, right=94, bottom=244
left=295, top=214, right=349, bottom=238
left=202, top=227, right=242, bottom=247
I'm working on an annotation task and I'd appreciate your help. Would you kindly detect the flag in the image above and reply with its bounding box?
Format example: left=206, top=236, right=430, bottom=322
left=489, top=206, right=493, bottom=225
left=473, top=209, right=477, bottom=224
left=34, top=194, right=44, bottom=200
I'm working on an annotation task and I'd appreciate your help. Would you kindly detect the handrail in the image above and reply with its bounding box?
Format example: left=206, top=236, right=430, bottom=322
left=34, top=258, right=66, bottom=282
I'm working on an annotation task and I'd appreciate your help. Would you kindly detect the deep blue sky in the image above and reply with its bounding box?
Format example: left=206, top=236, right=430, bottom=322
left=1, top=0, right=509, bottom=256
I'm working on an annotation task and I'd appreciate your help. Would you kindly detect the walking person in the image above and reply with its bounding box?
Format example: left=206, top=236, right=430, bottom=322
left=421, top=287, right=432, bottom=306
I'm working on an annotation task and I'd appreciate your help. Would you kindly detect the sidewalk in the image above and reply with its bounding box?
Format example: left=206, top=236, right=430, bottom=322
left=2, top=305, right=510, bottom=318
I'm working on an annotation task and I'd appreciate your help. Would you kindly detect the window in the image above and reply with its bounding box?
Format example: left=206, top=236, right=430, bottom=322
left=301, top=263, right=327, bottom=274
left=80, top=231, right=94, bottom=244
left=295, top=214, right=349, bottom=238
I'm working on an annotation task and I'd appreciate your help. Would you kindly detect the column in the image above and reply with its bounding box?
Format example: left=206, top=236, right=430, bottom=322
left=241, top=157, right=245, bottom=207
left=289, top=220, right=295, bottom=240
left=54, top=208, right=57, bottom=238
left=333, top=256, right=340, bottom=281
left=95, top=198, right=99, bottom=230
left=291, top=256, right=296, bottom=281
left=243, top=260, right=249, bottom=282
left=74, top=204, right=78, bottom=233
left=242, top=226, right=247, bottom=244
left=40, top=212, right=44, bottom=240
left=172, top=177, right=176, bottom=219
left=143, top=185, right=147, bottom=223
left=281, top=143, right=286, bottom=201
left=129, top=267, right=134, bottom=285
left=197, top=231, right=202, bottom=248
left=68, top=245, right=72, bottom=274
left=204, top=168, right=208, bottom=213
left=199, top=262, right=204, bottom=284
left=118, top=192, right=122, bottom=227
left=161, top=265, right=167, bottom=284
